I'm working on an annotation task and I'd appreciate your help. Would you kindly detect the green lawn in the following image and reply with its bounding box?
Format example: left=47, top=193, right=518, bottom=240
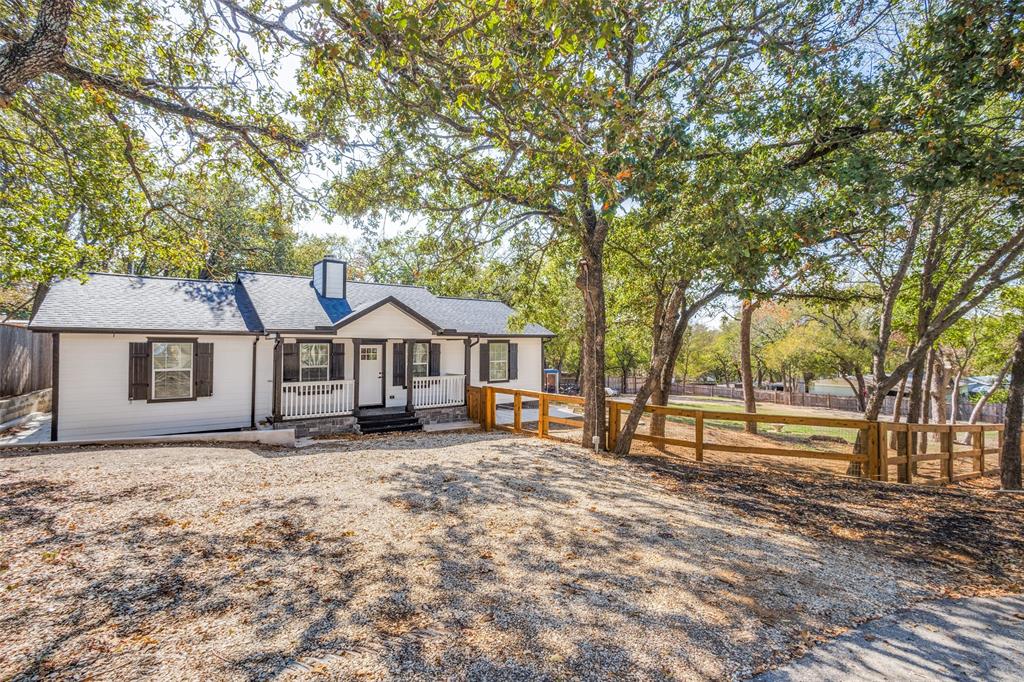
left=658, top=398, right=861, bottom=446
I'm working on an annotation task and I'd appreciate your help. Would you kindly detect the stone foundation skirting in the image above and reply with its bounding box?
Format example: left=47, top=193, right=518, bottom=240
left=414, top=405, right=468, bottom=425
left=273, top=414, right=359, bottom=438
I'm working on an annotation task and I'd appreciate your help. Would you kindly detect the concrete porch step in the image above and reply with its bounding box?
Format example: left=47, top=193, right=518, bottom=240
left=422, top=420, right=480, bottom=433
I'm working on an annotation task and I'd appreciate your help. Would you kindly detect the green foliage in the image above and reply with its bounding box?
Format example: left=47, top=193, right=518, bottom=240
left=1, top=0, right=309, bottom=288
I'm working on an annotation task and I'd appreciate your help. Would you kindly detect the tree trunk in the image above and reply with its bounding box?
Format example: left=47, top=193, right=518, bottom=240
left=847, top=390, right=887, bottom=477
left=613, top=285, right=690, bottom=456
left=739, top=299, right=758, bottom=434
left=854, top=366, right=867, bottom=412
left=1000, top=328, right=1024, bottom=490
left=576, top=209, right=607, bottom=450
left=904, top=354, right=926, bottom=481
left=950, top=368, right=963, bottom=424
left=889, top=374, right=909, bottom=449
left=931, top=354, right=949, bottom=426
left=919, top=348, right=935, bottom=455
left=970, top=357, right=1012, bottom=424
left=649, top=334, right=685, bottom=445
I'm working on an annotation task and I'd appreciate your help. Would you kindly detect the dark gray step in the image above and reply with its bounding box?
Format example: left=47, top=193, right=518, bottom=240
left=360, top=422, right=423, bottom=434
left=357, top=411, right=416, bottom=424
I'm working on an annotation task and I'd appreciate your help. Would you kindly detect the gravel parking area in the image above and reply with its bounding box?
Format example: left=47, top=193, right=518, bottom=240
left=1, top=432, right=1022, bottom=680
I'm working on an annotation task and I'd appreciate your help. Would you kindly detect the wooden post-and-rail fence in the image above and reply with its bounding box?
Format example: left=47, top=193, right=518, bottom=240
left=468, top=385, right=1009, bottom=486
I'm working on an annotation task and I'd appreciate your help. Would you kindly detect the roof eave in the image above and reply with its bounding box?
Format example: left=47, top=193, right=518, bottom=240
left=27, top=325, right=262, bottom=336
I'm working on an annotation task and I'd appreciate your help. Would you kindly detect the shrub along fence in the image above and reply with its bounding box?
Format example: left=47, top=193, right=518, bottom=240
left=470, top=386, right=1010, bottom=486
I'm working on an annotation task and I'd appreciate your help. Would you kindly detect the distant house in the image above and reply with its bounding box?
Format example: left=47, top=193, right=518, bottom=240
left=29, top=256, right=553, bottom=441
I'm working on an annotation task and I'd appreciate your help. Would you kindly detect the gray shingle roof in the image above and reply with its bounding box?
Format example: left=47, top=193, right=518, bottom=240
left=30, top=271, right=554, bottom=337
left=237, top=272, right=553, bottom=336
left=29, top=273, right=262, bottom=333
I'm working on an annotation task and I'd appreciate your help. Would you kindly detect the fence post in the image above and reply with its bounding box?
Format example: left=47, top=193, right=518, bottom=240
left=899, top=427, right=911, bottom=484
left=694, top=411, right=704, bottom=462
left=538, top=393, right=548, bottom=438
left=607, top=402, right=618, bottom=451
left=483, top=387, right=493, bottom=431
left=942, top=426, right=954, bottom=483
left=877, top=423, right=889, bottom=482
left=864, top=424, right=877, bottom=480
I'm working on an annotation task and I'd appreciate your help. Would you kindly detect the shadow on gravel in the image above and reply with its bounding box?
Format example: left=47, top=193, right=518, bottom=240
left=4, top=434, right=1017, bottom=680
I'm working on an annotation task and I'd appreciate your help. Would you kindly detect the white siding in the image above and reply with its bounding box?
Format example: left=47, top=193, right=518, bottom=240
left=338, top=303, right=434, bottom=339
left=55, top=330, right=546, bottom=440
left=312, top=262, right=325, bottom=297
left=469, top=337, right=544, bottom=404
left=323, top=261, right=346, bottom=298
left=57, top=333, right=264, bottom=441
left=377, top=338, right=469, bottom=408
left=254, top=338, right=274, bottom=419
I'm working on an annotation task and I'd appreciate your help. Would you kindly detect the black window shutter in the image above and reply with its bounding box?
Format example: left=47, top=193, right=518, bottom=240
left=128, top=342, right=150, bottom=400
left=393, top=342, right=406, bottom=387
left=330, top=343, right=345, bottom=380
left=509, top=343, right=518, bottom=380
left=283, top=343, right=299, bottom=382
left=479, top=342, right=489, bottom=382
left=195, top=343, right=214, bottom=397
left=428, top=343, right=440, bottom=376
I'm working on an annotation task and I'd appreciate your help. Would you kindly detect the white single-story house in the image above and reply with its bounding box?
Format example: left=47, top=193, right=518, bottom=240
left=28, top=256, right=554, bottom=441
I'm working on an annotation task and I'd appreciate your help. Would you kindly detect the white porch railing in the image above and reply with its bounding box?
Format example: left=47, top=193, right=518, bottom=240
left=282, top=379, right=355, bottom=419
left=413, top=374, right=465, bottom=409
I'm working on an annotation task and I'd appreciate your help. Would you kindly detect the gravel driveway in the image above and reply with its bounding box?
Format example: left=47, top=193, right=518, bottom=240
left=1, top=432, right=1020, bottom=681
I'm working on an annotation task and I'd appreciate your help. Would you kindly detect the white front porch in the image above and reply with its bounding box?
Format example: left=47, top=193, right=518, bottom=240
left=274, top=335, right=470, bottom=422
left=279, top=374, right=466, bottom=420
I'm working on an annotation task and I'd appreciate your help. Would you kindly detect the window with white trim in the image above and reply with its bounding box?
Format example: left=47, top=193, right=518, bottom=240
left=488, top=341, right=509, bottom=382
left=299, top=343, right=330, bottom=381
left=412, top=342, right=429, bottom=378
left=152, top=341, right=194, bottom=399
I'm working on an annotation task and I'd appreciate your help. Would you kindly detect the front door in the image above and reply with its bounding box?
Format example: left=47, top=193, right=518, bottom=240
left=358, top=344, right=384, bottom=406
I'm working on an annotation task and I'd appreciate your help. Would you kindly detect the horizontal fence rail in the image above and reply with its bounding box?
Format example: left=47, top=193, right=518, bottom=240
left=413, top=374, right=465, bottom=409
left=281, top=379, right=355, bottom=419
left=595, top=376, right=1008, bottom=424
left=472, top=386, right=1014, bottom=486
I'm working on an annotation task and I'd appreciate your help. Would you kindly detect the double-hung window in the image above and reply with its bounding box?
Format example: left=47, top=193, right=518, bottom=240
left=488, top=341, right=509, bottom=382
left=411, top=342, right=429, bottom=378
left=152, top=341, right=194, bottom=400
left=299, top=343, right=330, bottom=382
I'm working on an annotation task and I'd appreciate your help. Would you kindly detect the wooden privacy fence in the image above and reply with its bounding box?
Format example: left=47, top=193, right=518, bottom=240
left=472, top=386, right=1010, bottom=486
left=0, top=324, right=52, bottom=398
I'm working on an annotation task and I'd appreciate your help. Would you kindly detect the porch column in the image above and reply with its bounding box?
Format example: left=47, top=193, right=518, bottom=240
left=272, top=337, right=282, bottom=422
left=406, top=339, right=414, bottom=411
left=352, top=338, right=361, bottom=414
left=464, top=337, right=471, bottom=406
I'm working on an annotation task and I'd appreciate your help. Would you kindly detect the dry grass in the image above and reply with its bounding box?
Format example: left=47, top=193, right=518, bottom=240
left=1, top=432, right=1022, bottom=681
